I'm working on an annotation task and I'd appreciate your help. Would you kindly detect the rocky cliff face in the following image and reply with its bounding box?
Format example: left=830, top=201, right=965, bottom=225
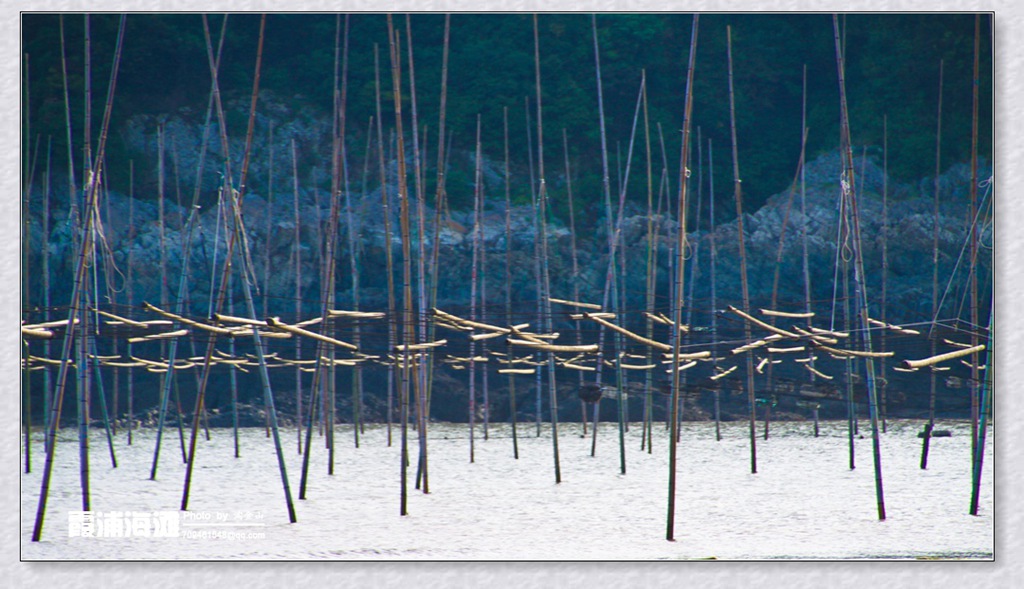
left=26, top=101, right=992, bottom=330
left=22, top=101, right=992, bottom=424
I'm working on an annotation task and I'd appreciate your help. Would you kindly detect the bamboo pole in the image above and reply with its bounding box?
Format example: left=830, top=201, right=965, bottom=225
left=77, top=13, right=94, bottom=513
left=523, top=94, right=543, bottom=439
left=679, top=123, right=701, bottom=440
left=505, top=106, right=520, bottom=459
left=32, top=14, right=125, bottom=542
left=291, top=139, right=303, bottom=453
left=667, top=15, right=698, bottom=542
left=126, top=162, right=134, bottom=445
left=386, top=16, right=414, bottom=516
left=799, top=64, right=815, bottom=395
left=833, top=14, right=886, bottom=520
left=727, top=26, right=758, bottom=474
left=22, top=56, right=32, bottom=469
left=404, top=15, right=431, bottom=485
left=422, top=14, right=450, bottom=482
left=373, top=42, right=398, bottom=447
left=533, top=15, right=561, bottom=482
left=589, top=14, right=619, bottom=457
left=968, top=14, right=981, bottom=462
left=880, top=114, right=889, bottom=434
left=41, top=138, right=53, bottom=449
left=922, top=61, right=944, bottom=468
left=707, top=138, right=721, bottom=441
left=182, top=15, right=296, bottom=524
left=969, top=300, right=992, bottom=515
left=561, top=130, right=587, bottom=436
left=469, top=113, right=482, bottom=463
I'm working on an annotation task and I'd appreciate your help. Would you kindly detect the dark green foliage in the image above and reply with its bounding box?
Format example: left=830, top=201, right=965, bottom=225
left=23, top=12, right=992, bottom=222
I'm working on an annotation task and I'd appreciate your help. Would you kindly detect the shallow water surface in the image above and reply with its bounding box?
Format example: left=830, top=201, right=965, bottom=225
left=21, top=419, right=993, bottom=560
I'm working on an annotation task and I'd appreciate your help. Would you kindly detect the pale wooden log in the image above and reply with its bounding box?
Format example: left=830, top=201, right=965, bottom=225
left=710, top=365, right=737, bottom=381
left=728, top=305, right=800, bottom=339
left=760, top=308, right=814, bottom=318
left=548, top=296, right=602, bottom=310
left=583, top=312, right=671, bottom=351
left=901, top=344, right=985, bottom=369
left=266, top=316, right=358, bottom=350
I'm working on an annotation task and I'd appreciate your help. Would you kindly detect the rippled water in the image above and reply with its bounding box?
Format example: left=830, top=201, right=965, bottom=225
left=21, top=418, right=993, bottom=560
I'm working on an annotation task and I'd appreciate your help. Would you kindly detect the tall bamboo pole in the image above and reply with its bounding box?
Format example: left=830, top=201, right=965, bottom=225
left=969, top=299, right=992, bottom=515
left=968, top=14, right=981, bottom=460
left=469, top=114, right=482, bottom=463
left=727, top=25, right=757, bottom=474
left=405, top=14, right=431, bottom=481
left=152, top=14, right=226, bottom=478
left=833, top=14, right=886, bottom=521
left=32, top=14, right=125, bottom=542
left=590, top=15, right=612, bottom=455
left=77, top=13, right=94, bottom=513
left=291, top=138, right=303, bottom=454
left=880, top=115, right=889, bottom=434
left=708, top=137, right=720, bottom=441
left=534, top=15, right=561, bottom=483
left=524, top=94, right=543, bottom=438
left=424, top=15, right=450, bottom=466
left=42, top=138, right=53, bottom=449
left=126, top=162, right=134, bottom=445
left=183, top=16, right=296, bottom=524
left=641, top=78, right=657, bottom=451
left=667, top=15, right=698, bottom=542
left=799, top=64, right=815, bottom=404
left=922, top=61, right=943, bottom=469
left=373, top=42, right=397, bottom=447
left=564, top=128, right=587, bottom=436
left=386, top=16, right=415, bottom=516
left=506, top=106, right=520, bottom=458
left=22, top=54, right=31, bottom=473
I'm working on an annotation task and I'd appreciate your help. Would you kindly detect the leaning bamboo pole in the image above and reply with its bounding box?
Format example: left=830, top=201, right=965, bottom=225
left=51, top=15, right=76, bottom=451
left=833, top=14, right=886, bottom=521
left=589, top=14, right=612, bottom=456
left=666, top=15, right=698, bottom=542
left=32, top=14, right=125, bottom=542
left=183, top=16, right=296, bottom=525
left=152, top=15, right=226, bottom=478
left=419, top=14, right=449, bottom=490
left=727, top=25, right=758, bottom=474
